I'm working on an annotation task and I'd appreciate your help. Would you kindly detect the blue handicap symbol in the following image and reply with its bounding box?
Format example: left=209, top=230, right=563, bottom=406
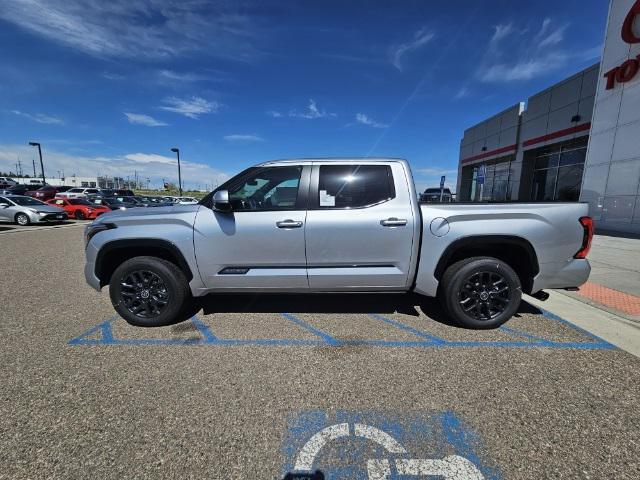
left=282, top=410, right=500, bottom=479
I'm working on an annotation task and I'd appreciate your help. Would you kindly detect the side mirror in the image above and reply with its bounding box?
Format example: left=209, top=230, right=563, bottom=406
left=212, top=190, right=232, bottom=212
left=0, top=203, right=8, bottom=208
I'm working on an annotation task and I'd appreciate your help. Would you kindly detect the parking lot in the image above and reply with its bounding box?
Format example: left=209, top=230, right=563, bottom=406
left=1, top=224, right=639, bottom=479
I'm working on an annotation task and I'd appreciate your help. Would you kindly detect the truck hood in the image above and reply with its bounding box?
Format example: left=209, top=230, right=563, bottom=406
left=95, top=204, right=201, bottom=223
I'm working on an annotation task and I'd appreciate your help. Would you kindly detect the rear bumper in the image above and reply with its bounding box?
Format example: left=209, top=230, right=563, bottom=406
left=531, top=258, right=591, bottom=293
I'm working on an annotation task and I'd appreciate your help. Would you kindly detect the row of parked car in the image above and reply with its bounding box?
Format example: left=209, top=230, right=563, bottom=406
left=0, top=184, right=200, bottom=225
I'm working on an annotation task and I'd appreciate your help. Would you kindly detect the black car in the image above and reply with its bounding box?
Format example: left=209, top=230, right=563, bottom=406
left=420, top=188, right=453, bottom=203
left=2, top=184, right=32, bottom=196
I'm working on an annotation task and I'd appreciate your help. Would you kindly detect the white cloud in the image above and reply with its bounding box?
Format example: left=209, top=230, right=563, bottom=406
left=354, top=113, right=388, bottom=129
left=160, top=96, right=219, bottom=119
left=477, top=18, right=576, bottom=83
left=267, top=110, right=283, bottom=118
left=391, top=27, right=435, bottom=71
left=478, top=52, right=569, bottom=82
left=453, top=86, right=470, bottom=100
left=223, top=134, right=264, bottom=142
left=11, top=110, right=64, bottom=125
left=124, top=112, right=167, bottom=127
left=490, top=23, right=514, bottom=46
left=0, top=0, right=261, bottom=61
left=0, top=143, right=229, bottom=188
left=288, top=99, right=336, bottom=119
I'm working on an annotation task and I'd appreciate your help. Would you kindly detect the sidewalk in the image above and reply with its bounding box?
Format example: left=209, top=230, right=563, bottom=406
left=560, top=232, right=640, bottom=322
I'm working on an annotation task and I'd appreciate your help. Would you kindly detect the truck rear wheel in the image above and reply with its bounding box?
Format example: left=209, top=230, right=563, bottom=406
left=438, top=256, right=521, bottom=329
left=109, top=256, right=191, bottom=327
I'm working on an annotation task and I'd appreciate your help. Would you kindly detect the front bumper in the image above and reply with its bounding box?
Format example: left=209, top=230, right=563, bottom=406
left=84, top=241, right=101, bottom=291
left=29, top=211, right=69, bottom=222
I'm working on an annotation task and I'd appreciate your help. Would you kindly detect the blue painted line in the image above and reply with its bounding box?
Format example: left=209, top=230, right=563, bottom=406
left=499, top=325, right=551, bottom=344
left=540, top=307, right=616, bottom=348
left=68, top=316, right=117, bottom=345
left=191, top=316, right=219, bottom=343
left=281, top=312, right=340, bottom=346
left=369, top=313, right=445, bottom=343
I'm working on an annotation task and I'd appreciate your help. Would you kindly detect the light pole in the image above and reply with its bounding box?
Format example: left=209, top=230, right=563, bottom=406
left=28, top=142, right=45, bottom=184
left=170, top=147, right=182, bottom=195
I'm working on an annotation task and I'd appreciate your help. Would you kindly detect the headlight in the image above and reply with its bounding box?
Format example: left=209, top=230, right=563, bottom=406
left=85, top=222, right=116, bottom=247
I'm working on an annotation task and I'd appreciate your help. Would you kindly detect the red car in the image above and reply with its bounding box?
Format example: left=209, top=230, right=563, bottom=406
left=27, top=185, right=71, bottom=201
left=46, top=198, right=111, bottom=220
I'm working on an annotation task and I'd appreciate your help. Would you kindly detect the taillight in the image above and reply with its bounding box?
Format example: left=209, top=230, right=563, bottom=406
left=574, top=216, right=594, bottom=259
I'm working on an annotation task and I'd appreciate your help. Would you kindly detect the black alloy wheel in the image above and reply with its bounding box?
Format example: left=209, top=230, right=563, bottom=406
left=109, top=256, right=191, bottom=327
left=120, top=270, right=169, bottom=318
left=458, top=270, right=510, bottom=321
left=438, top=256, right=522, bottom=329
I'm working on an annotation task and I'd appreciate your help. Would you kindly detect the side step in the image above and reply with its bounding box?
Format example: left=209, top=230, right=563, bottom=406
left=530, top=290, right=550, bottom=301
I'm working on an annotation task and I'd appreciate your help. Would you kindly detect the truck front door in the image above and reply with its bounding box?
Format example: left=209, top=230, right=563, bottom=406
left=193, top=165, right=311, bottom=290
left=304, top=162, right=416, bottom=290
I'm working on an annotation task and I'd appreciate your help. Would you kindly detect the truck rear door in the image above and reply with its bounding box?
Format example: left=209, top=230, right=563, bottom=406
left=305, top=162, right=416, bottom=290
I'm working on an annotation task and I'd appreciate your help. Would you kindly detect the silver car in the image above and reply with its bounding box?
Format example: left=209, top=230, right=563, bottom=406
left=0, top=195, right=68, bottom=225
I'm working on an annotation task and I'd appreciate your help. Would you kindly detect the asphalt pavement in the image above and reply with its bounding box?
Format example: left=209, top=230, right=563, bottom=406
left=0, top=224, right=638, bottom=479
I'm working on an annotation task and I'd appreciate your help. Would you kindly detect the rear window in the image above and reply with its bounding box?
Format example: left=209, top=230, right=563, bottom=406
left=317, top=164, right=395, bottom=208
left=69, top=199, right=91, bottom=205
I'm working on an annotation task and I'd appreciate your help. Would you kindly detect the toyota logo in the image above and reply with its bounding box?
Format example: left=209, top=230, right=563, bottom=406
left=622, top=0, right=640, bottom=43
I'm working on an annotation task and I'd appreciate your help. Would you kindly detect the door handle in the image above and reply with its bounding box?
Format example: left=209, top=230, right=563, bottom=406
left=276, top=219, right=303, bottom=228
left=380, top=217, right=407, bottom=227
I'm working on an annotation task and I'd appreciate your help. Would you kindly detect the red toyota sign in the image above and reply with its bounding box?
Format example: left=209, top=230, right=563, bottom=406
left=604, top=0, right=640, bottom=89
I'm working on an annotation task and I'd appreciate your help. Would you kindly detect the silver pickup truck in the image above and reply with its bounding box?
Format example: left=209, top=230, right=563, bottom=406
left=84, top=158, right=593, bottom=329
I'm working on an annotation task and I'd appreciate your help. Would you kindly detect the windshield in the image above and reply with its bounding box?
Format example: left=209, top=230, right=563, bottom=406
left=10, top=196, right=46, bottom=206
left=69, top=199, right=92, bottom=205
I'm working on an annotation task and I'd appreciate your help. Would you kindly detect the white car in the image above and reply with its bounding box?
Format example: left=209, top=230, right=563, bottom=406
left=0, top=177, right=17, bottom=188
left=55, top=187, right=101, bottom=199
left=176, top=197, right=199, bottom=205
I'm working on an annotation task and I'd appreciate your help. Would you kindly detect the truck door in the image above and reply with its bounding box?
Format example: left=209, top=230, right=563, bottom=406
left=304, top=162, right=416, bottom=290
left=193, top=165, right=311, bottom=290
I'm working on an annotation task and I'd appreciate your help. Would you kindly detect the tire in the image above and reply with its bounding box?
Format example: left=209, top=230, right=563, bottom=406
left=109, top=256, right=191, bottom=327
left=438, top=256, right=522, bottom=329
left=15, top=213, right=30, bottom=226
left=75, top=210, right=85, bottom=220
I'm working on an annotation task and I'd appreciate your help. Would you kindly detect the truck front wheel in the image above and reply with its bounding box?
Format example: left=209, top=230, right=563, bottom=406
left=109, top=256, right=191, bottom=327
left=438, top=256, right=522, bottom=329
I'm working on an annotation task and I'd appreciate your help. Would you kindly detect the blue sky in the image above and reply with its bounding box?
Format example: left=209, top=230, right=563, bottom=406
left=0, top=0, right=608, bottom=191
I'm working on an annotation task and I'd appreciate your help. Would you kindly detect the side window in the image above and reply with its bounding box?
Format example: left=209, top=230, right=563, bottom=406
left=317, top=164, right=395, bottom=208
left=228, top=166, right=302, bottom=211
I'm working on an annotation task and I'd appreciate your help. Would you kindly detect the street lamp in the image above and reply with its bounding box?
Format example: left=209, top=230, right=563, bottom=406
left=28, top=141, right=45, bottom=184
left=170, top=147, right=182, bottom=196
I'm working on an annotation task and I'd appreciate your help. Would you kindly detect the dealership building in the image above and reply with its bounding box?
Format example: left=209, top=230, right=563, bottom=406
left=457, top=0, right=640, bottom=234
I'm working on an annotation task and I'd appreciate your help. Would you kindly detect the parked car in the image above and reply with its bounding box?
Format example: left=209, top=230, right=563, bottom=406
left=55, top=187, right=101, bottom=199
left=420, top=188, right=453, bottom=203
left=115, top=189, right=135, bottom=197
left=1, top=184, right=32, bottom=196
left=176, top=197, right=199, bottom=205
left=0, top=177, right=17, bottom=188
left=47, top=198, right=111, bottom=220
left=0, top=195, right=68, bottom=225
left=27, top=185, right=73, bottom=202
left=132, top=196, right=162, bottom=207
left=91, top=197, right=137, bottom=210
left=84, top=158, right=593, bottom=329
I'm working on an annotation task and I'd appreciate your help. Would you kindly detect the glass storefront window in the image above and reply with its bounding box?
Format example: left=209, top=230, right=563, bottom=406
left=555, top=164, right=584, bottom=201
left=462, top=155, right=514, bottom=202
left=532, top=168, right=558, bottom=201
left=530, top=138, right=587, bottom=201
